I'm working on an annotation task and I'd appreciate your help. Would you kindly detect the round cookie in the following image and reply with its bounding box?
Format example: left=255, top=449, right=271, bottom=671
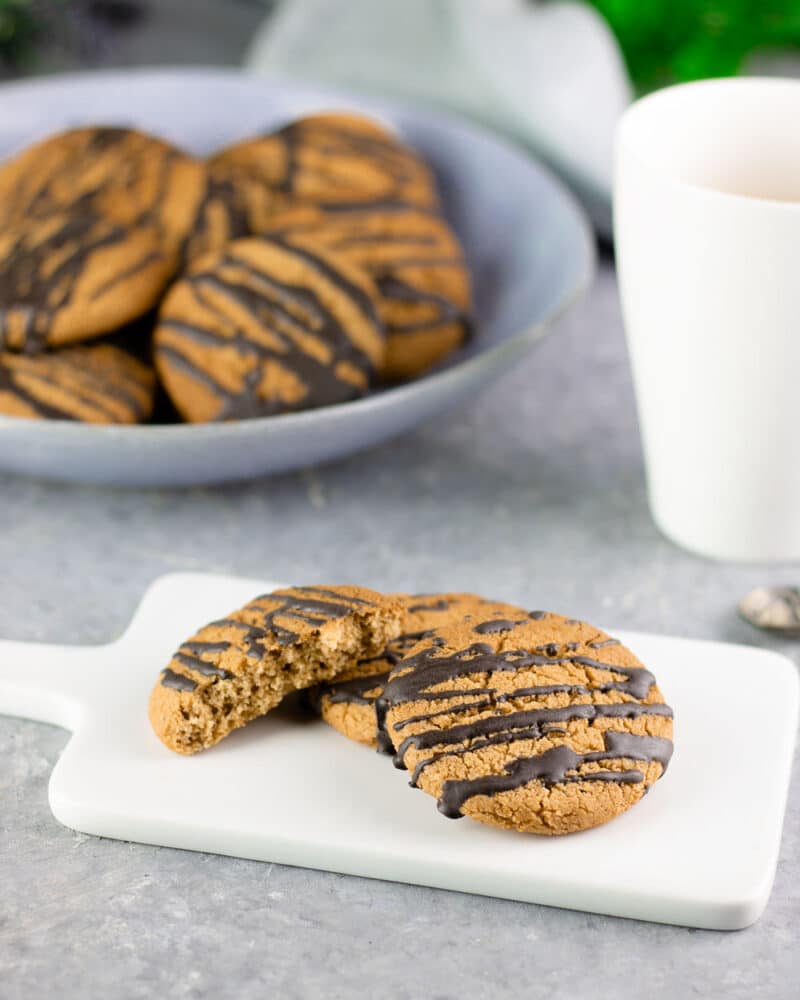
left=0, top=126, right=205, bottom=251
left=0, top=341, right=156, bottom=423
left=311, top=593, right=526, bottom=746
left=379, top=612, right=674, bottom=835
left=149, top=585, right=405, bottom=754
left=153, top=236, right=386, bottom=422
left=211, top=111, right=439, bottom=210
left=0, top=212, right=174, bottom=352
left=264, top=203, right=472, bottom=379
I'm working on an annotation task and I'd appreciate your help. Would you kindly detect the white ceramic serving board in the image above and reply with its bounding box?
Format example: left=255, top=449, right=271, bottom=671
left=0, top=573, right=797, bottom=930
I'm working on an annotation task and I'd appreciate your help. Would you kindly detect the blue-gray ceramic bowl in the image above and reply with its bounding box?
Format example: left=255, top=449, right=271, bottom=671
left=0, top=69, right=594, bottom=486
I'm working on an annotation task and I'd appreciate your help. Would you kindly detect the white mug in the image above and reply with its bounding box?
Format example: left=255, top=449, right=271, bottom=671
left=615, top=78, right=800, bottom=561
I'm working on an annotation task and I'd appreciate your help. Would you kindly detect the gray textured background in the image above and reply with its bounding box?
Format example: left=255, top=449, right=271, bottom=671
left=1, top=4, right=798, bottom=997
left=2, top=267, right=798, bottom=999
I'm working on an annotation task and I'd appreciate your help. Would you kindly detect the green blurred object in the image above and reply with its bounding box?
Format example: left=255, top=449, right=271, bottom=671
left=0, top=0, right=147, bottom=72
left=584, top=0, right=800, bottom=91
left=0, top=0, right=43, bottom=67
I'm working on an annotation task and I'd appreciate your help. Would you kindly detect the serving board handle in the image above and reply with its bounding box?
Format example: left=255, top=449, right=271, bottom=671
left=0, top=638, right=109, bottom=731
left=0, top=573, right=274, bottom=734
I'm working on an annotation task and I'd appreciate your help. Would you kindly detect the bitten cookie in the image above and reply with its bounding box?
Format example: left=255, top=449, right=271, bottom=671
left=149, top=585, right=405, bottom=754
left=0, top=126, right=204, bottom=251
left=153, top=236, right=385, bottom=422
left=379, top=612, right=673, bottom=835
left=211, top=111, right=439, bottom=210
left=311, top=593, right=526, bottom=746
left=0, top=213, right=174, bottom=352
left=264, top=203, right=472, bottom=379
left=0, top=341, right=155, bottom=423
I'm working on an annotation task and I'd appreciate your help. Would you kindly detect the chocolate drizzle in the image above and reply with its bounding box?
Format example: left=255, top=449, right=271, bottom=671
left=388, top=629, right=437, bottom=658
left=376, top=641, right=674, bottom=812
left=407, top=597, right=451, bottom=614
left=310, top=669, right=391, bottom=713
left=310, top=628, right=435, bottom=714
left=273, top=117, right=438, bottom=208
left=180, top=169, right=252, bottom=264
left=160, top=668, right=198, bottom=692
left=296, top=586, right=375, bottom=606
left=251, top=594, right=367, bottom=647
left=263, top=199, right=472, bottom=362
left=401, top=701, right=672, bottom=782
left=474, top=619, right=526, bottom=634
left=160, top=587, right=374, bottom=690
left=0, top=127, right=189, bottom=235
left=173, top=648, right=233, bottom=680
left=375, top=273, right=471, bottom=342
left=155, top=238, right=383, bottom=420
left=437, top=733, right=674, bottom=819
left=0, top=342, right=154, bottom=422
left=206, top=619, right=272, bottom=657
left=0, top=213, right=164, bottom=352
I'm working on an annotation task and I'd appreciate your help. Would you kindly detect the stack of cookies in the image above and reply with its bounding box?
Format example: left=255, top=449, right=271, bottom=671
left=0, top=113, right=473, bottom=424
left=149, top=585, right=674, bottom=836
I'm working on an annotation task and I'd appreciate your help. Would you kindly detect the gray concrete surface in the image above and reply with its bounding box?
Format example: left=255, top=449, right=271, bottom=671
left=1, top=263, right=798, bottom=999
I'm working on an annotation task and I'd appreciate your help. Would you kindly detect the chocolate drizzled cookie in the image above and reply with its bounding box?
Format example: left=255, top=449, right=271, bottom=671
left=379, top=613, right=673, bottom=835
left=0, top=212, right=174, bottom=352
left=153, top=236, right=386, bottom=422
left=0, top=126, right=204, bottom=252
left=0, top=341, right=155, bottom=423
left=311, top=593, right=526, bottom=746
left=264, top=203, right=472, bottom=379
left=149, top=585, right=405, bottom=754
left=211, top=111, right=439, bottom=211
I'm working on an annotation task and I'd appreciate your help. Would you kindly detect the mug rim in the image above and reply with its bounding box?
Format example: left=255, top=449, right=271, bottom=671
left=615, top=76, right=800, bottom=211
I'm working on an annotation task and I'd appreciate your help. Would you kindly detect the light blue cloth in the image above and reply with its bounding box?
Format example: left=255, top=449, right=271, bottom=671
left=245, top=0, right=632, bottom=234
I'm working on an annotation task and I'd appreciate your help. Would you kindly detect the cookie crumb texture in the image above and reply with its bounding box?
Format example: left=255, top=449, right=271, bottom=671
left=312, top=593, right=526, bottom=746
left=381, top=613, right=673, bottom=835
left=149, top=585, right=404, bottom=754
left=0, top=342, right=155, bottom=423
left=153, top=237, right=385, bottom=422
